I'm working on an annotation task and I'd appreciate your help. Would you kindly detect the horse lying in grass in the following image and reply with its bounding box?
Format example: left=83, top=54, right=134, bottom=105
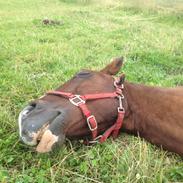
left=18, top=57, right=183, bottom=156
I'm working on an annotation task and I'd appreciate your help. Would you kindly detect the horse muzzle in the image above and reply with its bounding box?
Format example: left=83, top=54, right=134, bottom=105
left=18, top=104, right=66, bottom=152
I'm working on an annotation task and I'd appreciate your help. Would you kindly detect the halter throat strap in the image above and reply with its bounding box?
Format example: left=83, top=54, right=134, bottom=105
left=46, top=78, right=125, bottom=144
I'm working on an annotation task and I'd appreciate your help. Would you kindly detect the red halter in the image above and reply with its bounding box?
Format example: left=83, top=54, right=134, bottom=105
left=46, top=78, right=125, bottom=144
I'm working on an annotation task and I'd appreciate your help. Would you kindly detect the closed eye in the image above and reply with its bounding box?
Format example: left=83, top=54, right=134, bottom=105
left=75, top=70, right=93, bottom=78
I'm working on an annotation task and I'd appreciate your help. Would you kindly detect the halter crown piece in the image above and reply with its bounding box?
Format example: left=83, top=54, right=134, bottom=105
left=47, top=77, right=125, bottom=144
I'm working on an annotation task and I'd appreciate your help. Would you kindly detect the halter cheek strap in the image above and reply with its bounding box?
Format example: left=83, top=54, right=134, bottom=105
left=46, top=78, right=125, bottom=144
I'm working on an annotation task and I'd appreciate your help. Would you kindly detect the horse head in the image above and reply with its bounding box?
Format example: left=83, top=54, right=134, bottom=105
left=18, top=57, right=129, bottom=153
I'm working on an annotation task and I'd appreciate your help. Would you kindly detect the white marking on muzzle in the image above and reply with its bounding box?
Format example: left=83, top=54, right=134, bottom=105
left=18, top=107, right=31, bottom=137
left=36, top=130, right=59, bottom=153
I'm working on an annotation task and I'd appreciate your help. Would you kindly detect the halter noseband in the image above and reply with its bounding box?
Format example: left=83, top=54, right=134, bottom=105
left=46, top=78, right=125, bottom=144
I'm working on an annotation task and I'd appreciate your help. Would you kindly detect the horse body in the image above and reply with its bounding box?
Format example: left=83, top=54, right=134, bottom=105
left=124, top=82, right=183, bottom=155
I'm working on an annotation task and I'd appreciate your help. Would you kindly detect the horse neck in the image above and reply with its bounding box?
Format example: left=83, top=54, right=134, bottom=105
left=123, top=82, right=183, bottom=155
left=123, top=82, right=167, bottom=134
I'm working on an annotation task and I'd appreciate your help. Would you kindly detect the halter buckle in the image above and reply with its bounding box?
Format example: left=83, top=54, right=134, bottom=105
left=118, top=96, right=125, bottom=112
left=87, top=115, right=97, bottom=131
left=69, top=95, right=85, bottom=106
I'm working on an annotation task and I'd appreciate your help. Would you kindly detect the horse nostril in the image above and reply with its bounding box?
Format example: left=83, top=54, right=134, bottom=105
left=57, top=111, right=61, bottom=115
left=30, top=102, right=37, bottom=108
left=22, top=129, right=29, bottom=136
left=29, top=102, right=44, bottom=110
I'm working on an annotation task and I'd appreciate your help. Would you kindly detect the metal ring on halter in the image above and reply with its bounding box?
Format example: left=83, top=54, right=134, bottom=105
left=88, top=135, right=102, bottom=144
left=114, top=79, right=124, bottom=89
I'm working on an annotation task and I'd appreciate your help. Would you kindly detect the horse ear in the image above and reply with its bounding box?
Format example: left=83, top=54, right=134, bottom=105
left=117, top=73, right=125, bottom=85
left=100, top=57, right=123, bottom=75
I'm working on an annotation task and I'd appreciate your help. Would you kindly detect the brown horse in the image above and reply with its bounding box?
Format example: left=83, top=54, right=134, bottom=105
left=18, top=58, right=183, bottom=156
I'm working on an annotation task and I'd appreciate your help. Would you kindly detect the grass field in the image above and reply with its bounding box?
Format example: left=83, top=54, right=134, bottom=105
left=0, top=0, right=183, bottom=182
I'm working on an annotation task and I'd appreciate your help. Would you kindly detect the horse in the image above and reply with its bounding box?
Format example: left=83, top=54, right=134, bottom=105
left=18, top=57, right=183, bottom=156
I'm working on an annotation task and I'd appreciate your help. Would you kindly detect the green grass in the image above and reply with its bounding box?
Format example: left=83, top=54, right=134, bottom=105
left=0, top=0, right=183, bottom=182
